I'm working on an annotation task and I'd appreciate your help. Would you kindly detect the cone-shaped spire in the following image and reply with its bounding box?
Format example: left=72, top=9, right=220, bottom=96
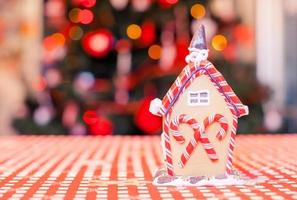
left=189, top=24, right=207, bottom=51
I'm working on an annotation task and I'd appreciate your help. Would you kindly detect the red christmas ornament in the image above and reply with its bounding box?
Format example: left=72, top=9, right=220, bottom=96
left=89, top=116, right=113, bottom=135
left=82, top=29, right=113, bottom=58
left=134, top=97, right=162, bottom=134
left=139, top=21, right=156, bottom=47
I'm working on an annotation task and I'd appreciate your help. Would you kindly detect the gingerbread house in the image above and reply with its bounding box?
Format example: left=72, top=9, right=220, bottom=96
left=150, top=25, right=248, bottom=177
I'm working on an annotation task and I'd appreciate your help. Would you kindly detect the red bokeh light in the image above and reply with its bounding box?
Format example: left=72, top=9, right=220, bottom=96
left=175, top=38, right=188, bottom=64
left=233, top=25, right=253, bottom=46
left=134, top=97, right=162, bottom=134
left=139, top=21, right=156, bottom=47
left=63, top=101, right=79, bottom=127
left=158, top=0, right=178, bottom=8
left=89, top=116, right=113, bottom=135
left=115, top=39, right=131, bottom=53
left=78, top=9, right=94, bottom=24
left=82, top=29, right=113, bottom=57
left=223, top=42, right=236, bottom=62
left=43, top=36, right=57, bottom=51
left=83, top=110, right=113, bottom=135
left=83, top=110, right=99, bottom=125
left=32, top=76, right=47, bottom=92
left=72, top=0, right=96, bottom=8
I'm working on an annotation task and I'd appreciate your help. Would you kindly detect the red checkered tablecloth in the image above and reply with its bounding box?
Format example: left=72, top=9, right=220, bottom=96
left=0, top=135, right=297, bottom=199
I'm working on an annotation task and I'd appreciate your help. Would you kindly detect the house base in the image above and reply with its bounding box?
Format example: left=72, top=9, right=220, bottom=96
left=152, top=166, right=266, bottom=186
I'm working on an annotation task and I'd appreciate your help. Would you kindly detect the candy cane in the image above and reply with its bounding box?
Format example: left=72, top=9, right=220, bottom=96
left=179, top=122, right=219, bottom=168
left=169, top=114, right=199, bottom=144
left=203, top=114, right=228, bottom=140
left=170, top=114, right=228, bottom=168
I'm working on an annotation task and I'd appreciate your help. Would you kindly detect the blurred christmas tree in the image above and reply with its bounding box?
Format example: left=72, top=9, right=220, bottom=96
left=15, top=0, right=266, bottom=135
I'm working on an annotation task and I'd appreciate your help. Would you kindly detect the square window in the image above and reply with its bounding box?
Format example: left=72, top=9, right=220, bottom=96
left=188, top=90, right=210, bottom=106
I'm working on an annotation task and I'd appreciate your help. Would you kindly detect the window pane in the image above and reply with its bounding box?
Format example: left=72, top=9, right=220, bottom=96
left=189, top=93, right=199, bottom=97
left=200, top=92, right=208, bottom=98
left=200, top=99, right=209, bottom=103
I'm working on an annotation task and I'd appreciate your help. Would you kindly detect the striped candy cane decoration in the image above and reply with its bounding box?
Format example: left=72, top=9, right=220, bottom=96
left=203, top=114, right=228, bottom=140
left=225, top=116, right=238, bottom=174
left=170, top=114, right=228, bottom=168
left=169, top=114, right=199, bottom=144
left=163, top=109, right=174, bottom=176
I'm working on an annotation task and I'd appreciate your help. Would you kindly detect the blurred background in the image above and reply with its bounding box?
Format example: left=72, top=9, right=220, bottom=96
left=0, top=0, right=296, bottom=136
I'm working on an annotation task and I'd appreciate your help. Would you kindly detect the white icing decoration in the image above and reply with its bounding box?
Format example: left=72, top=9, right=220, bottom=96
left=185, top=49, right=209, bottom=67
left=152, top=167, right=267, bottom=186
left=149, top=98, right=162, bottom=116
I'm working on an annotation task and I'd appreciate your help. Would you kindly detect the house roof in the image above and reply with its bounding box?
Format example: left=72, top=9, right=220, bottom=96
left=159, top=60, right=249, bottom=118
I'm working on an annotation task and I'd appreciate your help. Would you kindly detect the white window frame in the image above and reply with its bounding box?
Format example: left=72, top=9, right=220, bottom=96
left=187, top=90, right=210, bottom=106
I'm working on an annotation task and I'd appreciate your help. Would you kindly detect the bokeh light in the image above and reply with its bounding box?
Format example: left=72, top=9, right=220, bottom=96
left=132, top=0, right=151, bottom=12
left=82, top=29, right=113, bottom=57
left=210, top=0, right=235, bottom=22
left=158, top=0, right=178, bottom=8
left=74, top=71, right=95, bottom=92
left=32, top=76, right=47, bottom=92
left=190, top=4, right=206, bottom=19
left=45, top=68, right=62, bottom=88
left=33, top=106, right=52, bottom=126
left=126, top=24, right=142, bottom=40
left=78, top=9, right=94, bottom=24
left=72, top=0, right=96, bottom=8
left=52, top=33, right=65, bottom=46
left=83, top=110, right=113, bottom=135
left=139, top=21, right=156, bottom=47
left=83, top=110, right=98, bottom=125
left=69, top=26, right=84, bottom=40
left=43, top=36, right=57, bottom=51
left=89, top=116, right=113, bottom=135
left=62, top=101, right=79, bottom=128
left=110, top=0, right=129, bottom=10
left=88, top=34, right=109, bottom=53
left=115, top=39, right=131, bottom=53
left=43, top=33, right=65, bottom=51
left=233, top=25, right=253, bottom=46
left=45, top=0, right=65, bottom=18
left=148, top=44, right=162, bottom=60
left=69, top=8, right=81, bottom=23
left=134, top=97, right=162, bottom=134
left=20, top=22, right=38, bottom=37
left=211, top=34, right=228, bottom=51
